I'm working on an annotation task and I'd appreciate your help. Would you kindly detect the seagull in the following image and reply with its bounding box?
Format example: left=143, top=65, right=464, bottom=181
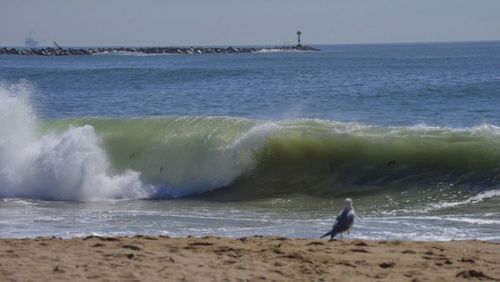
left=321, top=198, right=355, bottom=240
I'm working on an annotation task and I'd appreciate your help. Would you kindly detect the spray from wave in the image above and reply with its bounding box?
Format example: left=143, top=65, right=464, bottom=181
left=0, top=83, right=152, bottom=201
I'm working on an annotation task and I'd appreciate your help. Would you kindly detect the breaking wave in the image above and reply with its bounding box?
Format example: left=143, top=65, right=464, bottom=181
left=2, top=83, right=500, bottom=202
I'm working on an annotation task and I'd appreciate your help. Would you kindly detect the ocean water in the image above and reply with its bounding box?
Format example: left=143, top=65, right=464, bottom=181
left=1, top=42, right=500, bottom=240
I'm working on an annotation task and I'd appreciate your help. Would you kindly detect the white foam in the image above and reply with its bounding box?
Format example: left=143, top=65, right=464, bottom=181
left=0, top=83, right=152, bottom=201
left=428, top=189, right=500, bottom=210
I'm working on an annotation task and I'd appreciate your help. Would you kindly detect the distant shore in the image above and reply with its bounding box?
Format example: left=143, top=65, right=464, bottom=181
left=0, top=45, right=318, bottom=56
left=1, top=236, right=499, bottom=281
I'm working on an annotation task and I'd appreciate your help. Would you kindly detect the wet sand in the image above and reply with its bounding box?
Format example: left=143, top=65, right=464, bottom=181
left=1, top=236, right=499, bottom=281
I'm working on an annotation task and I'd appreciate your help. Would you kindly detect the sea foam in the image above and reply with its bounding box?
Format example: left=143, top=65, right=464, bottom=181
left=0, top=83, right=151, bottom=201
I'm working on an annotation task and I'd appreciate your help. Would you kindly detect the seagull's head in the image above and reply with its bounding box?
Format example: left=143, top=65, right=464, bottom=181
left=344, top=198, right=353, bottom=210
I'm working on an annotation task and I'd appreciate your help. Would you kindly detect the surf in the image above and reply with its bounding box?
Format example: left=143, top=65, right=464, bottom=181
left=40, top=117, right=500, bottom=202
left=2, top=83, right=500, bottom=202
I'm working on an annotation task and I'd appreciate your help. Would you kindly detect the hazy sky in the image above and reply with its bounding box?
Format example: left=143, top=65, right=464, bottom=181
left=1, top=0, right=499, bottom=46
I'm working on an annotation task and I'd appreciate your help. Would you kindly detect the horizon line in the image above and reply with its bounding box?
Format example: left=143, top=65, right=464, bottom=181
left=2, top=39, right=499, bottom=49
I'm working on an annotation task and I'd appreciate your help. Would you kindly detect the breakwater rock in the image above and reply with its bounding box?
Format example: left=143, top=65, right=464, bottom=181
left=0, top=45, right=318, bottom=56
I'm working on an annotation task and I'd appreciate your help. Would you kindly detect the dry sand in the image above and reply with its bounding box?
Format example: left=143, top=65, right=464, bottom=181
left=1, top=236, right=499, bottom=281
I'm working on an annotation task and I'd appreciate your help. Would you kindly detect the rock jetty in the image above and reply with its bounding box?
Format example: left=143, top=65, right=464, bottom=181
left=0, top=45, right=318, bottom=56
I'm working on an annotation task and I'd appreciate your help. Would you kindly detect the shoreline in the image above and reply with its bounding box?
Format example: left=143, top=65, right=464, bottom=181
left=0, top=45, right=318, bottom=56
left=1, top=236, right=499, bottom=281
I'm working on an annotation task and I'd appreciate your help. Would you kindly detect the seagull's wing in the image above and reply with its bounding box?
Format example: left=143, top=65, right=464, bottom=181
left=332, top=209, right=353, bottom=233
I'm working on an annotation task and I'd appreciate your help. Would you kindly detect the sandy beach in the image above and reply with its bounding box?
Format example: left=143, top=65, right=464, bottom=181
left=1, top=236, right=499, bottom=281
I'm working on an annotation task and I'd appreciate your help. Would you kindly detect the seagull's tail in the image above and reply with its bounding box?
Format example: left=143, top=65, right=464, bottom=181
left=320, top=230, right=332, bottom=238
left=321, top=229, right=339, bottom=239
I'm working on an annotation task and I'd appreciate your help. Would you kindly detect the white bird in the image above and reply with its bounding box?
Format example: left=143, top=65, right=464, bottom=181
left=321, top=198, right=355, bottom=240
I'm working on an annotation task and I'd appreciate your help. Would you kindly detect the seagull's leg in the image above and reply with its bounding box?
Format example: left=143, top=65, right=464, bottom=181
left=340, top=233, right=343, bottom=240
left=347, top=231, right=350, bottom=240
